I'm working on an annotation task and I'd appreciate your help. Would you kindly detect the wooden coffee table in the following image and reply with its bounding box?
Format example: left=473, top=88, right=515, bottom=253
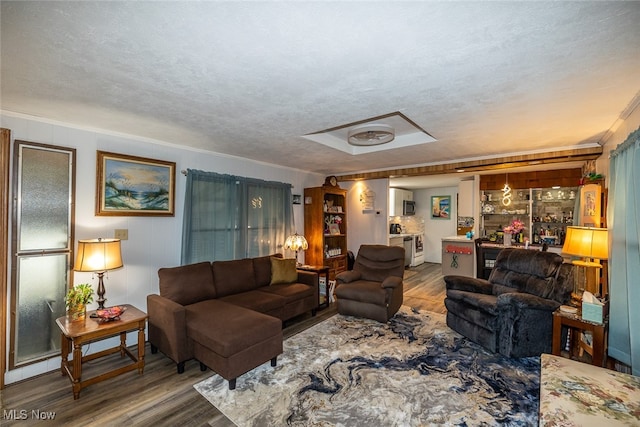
left=55, top=304, right=147, bottom=399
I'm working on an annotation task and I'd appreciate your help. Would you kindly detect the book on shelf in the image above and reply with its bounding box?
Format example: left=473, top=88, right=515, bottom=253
left=319, top=275, right=326, bottom=295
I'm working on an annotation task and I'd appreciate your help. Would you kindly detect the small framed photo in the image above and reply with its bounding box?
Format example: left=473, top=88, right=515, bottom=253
left=431, top=195, right=451, bottom=219
left=329, top=223, right=341, bottom=235
left=292, top=194, right=302, bottom=205
left=96, top=151, right=176, bottom=216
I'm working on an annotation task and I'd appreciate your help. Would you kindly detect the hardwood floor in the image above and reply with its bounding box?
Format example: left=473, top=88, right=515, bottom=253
left=0, top=263, right=445, bottom=426
left=403, top=262, right=447, bottom=314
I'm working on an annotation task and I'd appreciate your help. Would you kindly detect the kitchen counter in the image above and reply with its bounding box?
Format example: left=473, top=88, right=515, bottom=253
left=442, top=235, right=475, bottom=242
left=441, top=237, right=475, bottom=277
left=479, top=242, right=562, bottom=254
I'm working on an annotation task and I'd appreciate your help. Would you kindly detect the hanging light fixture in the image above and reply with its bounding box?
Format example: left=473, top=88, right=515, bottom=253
left=502, top=173, right=512, bottom=206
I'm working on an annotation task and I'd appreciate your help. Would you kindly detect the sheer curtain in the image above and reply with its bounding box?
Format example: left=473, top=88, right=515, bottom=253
left=608, top=126, right=640, bottom=375
left=181, top=169, right=293, bottom=264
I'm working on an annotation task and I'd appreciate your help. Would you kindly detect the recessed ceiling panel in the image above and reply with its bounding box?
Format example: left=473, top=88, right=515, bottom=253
left=302, top=112, right=437, bottom=155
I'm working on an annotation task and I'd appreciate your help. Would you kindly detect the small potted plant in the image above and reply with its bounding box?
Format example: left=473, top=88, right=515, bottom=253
left=65, top=283, right=94, bottom=322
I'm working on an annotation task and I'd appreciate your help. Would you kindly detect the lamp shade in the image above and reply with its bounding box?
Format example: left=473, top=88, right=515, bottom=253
left=284, top=233, right=308, bottom=252
left=74, top=238, right=123, bottom=272
left=562, top=226, right=608, bottom=266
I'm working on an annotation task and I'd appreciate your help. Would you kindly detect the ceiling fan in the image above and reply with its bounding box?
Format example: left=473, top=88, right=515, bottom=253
left=347, top=124, right=395, bottom=146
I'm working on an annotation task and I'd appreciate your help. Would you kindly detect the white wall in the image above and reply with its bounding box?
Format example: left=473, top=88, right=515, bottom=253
left=342, top=179, right=390, bottom=254
left=343, top=181, right=460, bottom=264
left=1, top=112, right=323, bottom=383
left=414, top=186, right=458, bottom=264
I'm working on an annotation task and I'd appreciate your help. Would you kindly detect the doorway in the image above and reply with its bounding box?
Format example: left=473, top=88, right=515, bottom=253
left=9, top=140, right=75, bottom=369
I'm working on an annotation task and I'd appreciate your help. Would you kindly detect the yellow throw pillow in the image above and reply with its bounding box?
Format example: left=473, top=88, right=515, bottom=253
left=270, top=257, right=298, bottom=285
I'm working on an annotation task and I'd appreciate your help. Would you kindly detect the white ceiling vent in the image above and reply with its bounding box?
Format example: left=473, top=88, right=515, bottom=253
left=347, top=124, right=395, bottom=146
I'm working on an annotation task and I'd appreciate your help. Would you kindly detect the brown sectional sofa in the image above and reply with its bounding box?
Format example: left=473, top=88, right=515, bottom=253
left=147, top=254, right=319, bottom=389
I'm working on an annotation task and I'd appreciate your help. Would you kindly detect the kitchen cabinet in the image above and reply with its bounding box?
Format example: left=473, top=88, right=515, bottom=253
left=389, top=236, right=403, bottom=247
left=389, top=188, right=413, bottom=216
left=458, top=179, right=475, bottom=217
left=304, top=185, right=348, bottom=279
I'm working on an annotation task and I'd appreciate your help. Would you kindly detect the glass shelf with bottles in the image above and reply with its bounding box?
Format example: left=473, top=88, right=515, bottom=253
left=530, top=186, right=577, bottom=246
left=481, top=189, right=530, bottom=216
left=480, top=186, right=577, bottom=246
left=481, top=189, right=531, bottom=243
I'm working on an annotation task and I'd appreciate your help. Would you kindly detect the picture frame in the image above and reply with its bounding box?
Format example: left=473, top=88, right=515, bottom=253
left=431, top=195, right=451, bottom=219
left=292, top=194, right=302, bottom=205
left=328, top=223, right=341, bottom=235
left=580, top=184, right=601, bottom=227
left=96, top=151, right=176, bottom=216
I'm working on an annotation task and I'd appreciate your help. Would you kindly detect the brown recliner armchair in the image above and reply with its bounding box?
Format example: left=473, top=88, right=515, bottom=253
left=444, top=247, right=575, bottom=358
left=335, top=245, right=405, bottom=323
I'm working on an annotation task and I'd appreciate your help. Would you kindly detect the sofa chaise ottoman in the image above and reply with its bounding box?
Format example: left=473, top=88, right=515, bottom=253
left=147, top=254, right=318, bottom=389
left=186, top=299, right=282, bottom=390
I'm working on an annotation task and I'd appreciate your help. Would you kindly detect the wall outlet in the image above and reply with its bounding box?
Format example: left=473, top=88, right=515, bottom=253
left=114, top=229, right=128, bottom=240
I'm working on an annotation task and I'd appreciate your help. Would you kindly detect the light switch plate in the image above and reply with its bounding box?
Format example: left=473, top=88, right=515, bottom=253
left=114, top=229, right=128, bottom=240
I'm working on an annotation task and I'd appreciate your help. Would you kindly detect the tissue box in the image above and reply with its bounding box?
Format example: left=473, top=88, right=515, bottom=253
left=581, top=301, right=607, bottom=324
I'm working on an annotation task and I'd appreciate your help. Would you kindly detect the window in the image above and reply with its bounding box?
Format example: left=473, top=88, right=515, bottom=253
left=181, top=170, right=293, bottom=264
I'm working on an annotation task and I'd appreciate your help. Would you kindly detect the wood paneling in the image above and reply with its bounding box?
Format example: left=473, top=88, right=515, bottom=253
left=336, top=147, right=601, bottom=182
left=479, top=168, right=584, bottom=190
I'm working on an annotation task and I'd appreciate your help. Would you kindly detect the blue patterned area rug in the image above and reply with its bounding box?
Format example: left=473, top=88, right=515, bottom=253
left=194, top=306, right=540, bottom=426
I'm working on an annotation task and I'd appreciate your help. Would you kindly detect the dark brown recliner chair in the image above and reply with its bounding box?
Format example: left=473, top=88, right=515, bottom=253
left=444, top=247, right=574, bottom=358
left=335, top=245, right=405, bottom=323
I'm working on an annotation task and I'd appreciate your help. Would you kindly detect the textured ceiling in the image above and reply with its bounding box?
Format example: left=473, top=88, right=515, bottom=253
left=1, top=1, right=639, bottom=178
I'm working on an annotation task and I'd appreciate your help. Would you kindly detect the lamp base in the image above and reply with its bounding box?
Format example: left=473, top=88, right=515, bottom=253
left=97, top=271, right=107, bottom=310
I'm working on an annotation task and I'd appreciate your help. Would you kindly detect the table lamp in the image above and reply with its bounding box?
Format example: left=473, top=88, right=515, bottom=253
left=74, top=238, right=123, bottom=309
left=561, top=226, right=608, bottom=304
left=284, top=232, right=308, bottom=266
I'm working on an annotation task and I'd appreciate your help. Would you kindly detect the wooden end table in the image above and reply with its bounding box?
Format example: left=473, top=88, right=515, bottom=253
left=55, top=304, right=148, bottom=399
left=552, top=307, right=608, bottom=367
left=297, top=265, right=331, bottom=309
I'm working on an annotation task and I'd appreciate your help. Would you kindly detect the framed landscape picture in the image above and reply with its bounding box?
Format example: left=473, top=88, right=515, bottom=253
left=431, top=195, right=451, bottom=219
left=96, top=151, right=176, bottom=216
